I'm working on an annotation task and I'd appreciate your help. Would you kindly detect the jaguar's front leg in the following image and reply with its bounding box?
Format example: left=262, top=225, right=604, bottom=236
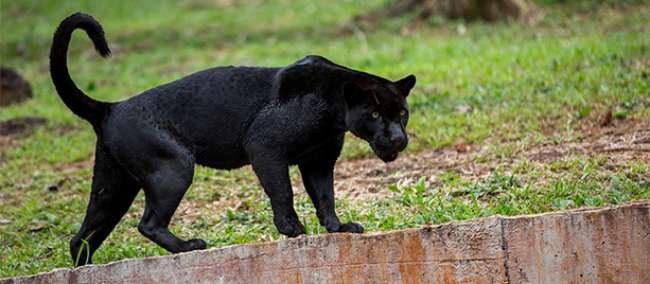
left=250, top=153, right=305, bottom=237
left=299, top=157, right=363, bottom=234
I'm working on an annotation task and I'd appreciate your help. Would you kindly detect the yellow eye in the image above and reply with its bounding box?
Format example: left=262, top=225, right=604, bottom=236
left=399, top=110, right=406, bottom=116
left=371, top=111, right=380, bottom=119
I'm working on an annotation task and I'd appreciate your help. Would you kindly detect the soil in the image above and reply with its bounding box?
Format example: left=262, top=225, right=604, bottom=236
left=332, top=117, right=649, bottom=199
left=0, top=116, right=47, bottom=153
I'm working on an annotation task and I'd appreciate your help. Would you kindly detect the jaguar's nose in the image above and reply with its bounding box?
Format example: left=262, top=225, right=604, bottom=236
left=390, top=134, right=407, bottom=151
left=388, top=122, right=408, bottom=151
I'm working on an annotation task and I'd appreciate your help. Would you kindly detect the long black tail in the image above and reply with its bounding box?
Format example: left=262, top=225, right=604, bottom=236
left=50, top=12, right=111, bottom=126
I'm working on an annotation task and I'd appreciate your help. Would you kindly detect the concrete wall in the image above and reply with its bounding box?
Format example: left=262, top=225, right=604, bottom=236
left=3, top=201, right=649, bottom=284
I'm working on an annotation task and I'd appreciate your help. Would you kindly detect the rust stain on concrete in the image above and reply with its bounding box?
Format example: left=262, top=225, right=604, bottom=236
left=3, top=202, right=647, bottom=284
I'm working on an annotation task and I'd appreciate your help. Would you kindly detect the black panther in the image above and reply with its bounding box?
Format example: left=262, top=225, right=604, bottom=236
left=50, top=13, right=416, bottom=266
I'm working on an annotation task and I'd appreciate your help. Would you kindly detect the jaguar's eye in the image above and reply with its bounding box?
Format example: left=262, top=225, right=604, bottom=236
left=399, top=110, right=406, bottom=116
left=371, top=111, right=380, bottom=119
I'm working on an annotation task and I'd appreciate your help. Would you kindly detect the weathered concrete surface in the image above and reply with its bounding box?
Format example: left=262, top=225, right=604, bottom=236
left=3, top=202, right=648, bottom=284
left=502, top=201, right=650, bottom=283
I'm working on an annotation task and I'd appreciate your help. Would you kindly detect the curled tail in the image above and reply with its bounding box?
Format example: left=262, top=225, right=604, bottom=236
left=50, top=12, right=111, bottom=125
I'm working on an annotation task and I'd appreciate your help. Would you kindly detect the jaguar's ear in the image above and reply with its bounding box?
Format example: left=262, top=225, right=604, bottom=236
left=394, top=74, right=416, bottom=97
left=274, top=64, right=316, bottom=100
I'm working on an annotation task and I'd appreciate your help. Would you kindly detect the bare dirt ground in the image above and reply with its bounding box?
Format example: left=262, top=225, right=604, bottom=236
left=0, top=116, right=46, bottom=154
left=333, top=117, right=650, bottom=199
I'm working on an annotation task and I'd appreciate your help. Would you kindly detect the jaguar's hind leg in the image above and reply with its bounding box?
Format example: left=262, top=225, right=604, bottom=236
left=70, top=144, right=140, bottom=266
left=136, top=145, right=206, bottom=253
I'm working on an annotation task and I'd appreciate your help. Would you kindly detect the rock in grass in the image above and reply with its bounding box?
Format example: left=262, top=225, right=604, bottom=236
left=0, top=66, right=33, bottom=106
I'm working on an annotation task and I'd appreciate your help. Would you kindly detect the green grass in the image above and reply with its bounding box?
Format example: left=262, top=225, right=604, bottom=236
left=1, top=0, right=649, bottom=278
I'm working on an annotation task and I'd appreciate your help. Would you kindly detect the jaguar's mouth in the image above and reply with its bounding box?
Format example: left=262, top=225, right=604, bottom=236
left=371, top=144, right=400, bottom=163
left=381, top=151, right=399, bottom=162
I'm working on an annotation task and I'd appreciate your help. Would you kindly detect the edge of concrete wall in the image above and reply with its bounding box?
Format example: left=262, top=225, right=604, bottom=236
left=3, top=201, right=649, bottom=284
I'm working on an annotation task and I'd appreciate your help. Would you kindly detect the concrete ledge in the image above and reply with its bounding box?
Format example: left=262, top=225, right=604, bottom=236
left=3, top=201, right=649, bottom=284
left=503, top=201, right=650, bottom=283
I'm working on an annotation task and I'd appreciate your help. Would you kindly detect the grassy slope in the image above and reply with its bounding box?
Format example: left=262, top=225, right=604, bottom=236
left=1, top=0, right=649, bottom=277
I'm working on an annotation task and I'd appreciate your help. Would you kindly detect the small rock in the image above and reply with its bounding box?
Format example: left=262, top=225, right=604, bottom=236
left=0, top=219, right=12, bottom=225
left=600, top=109, right=613, bottom=127
left=454, top=140, right=470, bottom=153
left=45, top=184, right=60, bottom=192
left=0, top=66, right=33, bottom=106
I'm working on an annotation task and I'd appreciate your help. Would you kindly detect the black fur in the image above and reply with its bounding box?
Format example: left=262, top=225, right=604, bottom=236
left=50, top=13, right=416, bottom=266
